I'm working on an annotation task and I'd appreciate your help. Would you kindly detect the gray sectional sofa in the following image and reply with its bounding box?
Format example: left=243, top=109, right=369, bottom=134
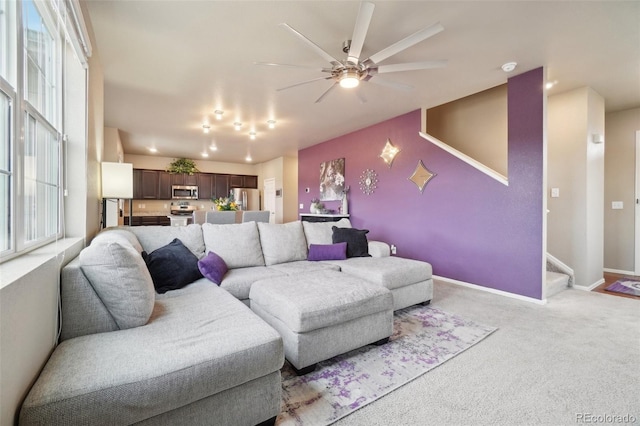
left=19, top=219, right=433, bottom=425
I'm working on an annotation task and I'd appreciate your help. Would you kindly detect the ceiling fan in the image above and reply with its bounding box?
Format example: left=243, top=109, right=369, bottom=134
left=256, top=2, right=446, bottom=103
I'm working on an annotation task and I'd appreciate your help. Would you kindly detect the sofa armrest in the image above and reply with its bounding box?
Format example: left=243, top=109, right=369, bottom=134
left=368, top=241, right=391, bottom=257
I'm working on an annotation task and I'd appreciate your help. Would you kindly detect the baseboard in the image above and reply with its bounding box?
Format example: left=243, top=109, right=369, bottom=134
left=573, top=278, right=605, bottom=292
left=603, top=267, right=635, bottom=276
left=434, top=275, right=547, bottom=305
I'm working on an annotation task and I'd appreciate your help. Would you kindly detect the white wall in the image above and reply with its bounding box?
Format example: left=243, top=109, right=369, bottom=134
left=604, top=108, right=640, bottom=272
left=547, top=87, right=605, bottom=288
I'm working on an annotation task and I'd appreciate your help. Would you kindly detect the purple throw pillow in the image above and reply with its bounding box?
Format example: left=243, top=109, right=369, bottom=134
left=197, top=251, right=228, bottom=285
left=308, top=242, right=347, bottom=261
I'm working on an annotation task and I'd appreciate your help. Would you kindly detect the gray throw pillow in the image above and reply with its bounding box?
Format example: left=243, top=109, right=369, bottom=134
left=302, top=218, right=352, bottom=247
left=80, top=240, right=155, bottom=330
left=257, top=221, right=308, bottom=265
left=202, top=222, right=265, bottom=268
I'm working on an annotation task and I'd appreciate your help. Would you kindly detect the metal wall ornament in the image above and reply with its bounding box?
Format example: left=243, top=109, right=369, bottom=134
left=408, top=160, right=436, bottom=193
left=359, top=169, right=378, bottom=195
left=379, top=139, right=400, bottom=168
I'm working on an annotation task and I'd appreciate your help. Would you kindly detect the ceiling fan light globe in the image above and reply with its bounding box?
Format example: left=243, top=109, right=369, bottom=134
left=340, top=77, right=360, bottom=88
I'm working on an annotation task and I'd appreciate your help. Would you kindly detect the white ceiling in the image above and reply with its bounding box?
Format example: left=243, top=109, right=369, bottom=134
left=85, top=1, right=640, bottom=165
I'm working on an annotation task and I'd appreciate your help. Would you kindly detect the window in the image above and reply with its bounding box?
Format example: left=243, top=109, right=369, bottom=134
left=1, top=0, right=88, bottom=262
left=0, top=90, right=10, bottom=253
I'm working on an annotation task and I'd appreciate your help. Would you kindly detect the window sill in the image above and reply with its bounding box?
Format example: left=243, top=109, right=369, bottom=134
left=0, top=238, right=84, bottom=290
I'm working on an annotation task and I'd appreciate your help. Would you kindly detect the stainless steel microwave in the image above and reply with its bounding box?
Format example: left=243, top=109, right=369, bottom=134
left=172, top=185, right=198, bottom=200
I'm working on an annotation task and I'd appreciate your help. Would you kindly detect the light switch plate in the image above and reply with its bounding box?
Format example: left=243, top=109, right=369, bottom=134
left=551, top=188, right=560, bottom=198
left=612, top=201, right=624, bottom=209
left=299, top=203, right=304, bottom=209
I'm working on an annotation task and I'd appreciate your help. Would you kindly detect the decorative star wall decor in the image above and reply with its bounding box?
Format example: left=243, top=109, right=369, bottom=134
left=408, top=160, right=436, bottom=193
left=359, top=169, right=378, bottom=195
left=379, top=139, right=400, bottom=168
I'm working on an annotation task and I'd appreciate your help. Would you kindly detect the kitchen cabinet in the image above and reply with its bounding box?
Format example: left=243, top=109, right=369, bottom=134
left=140, top=170, right=159, bottom=199
left=229, top=175, right=244, bottom=188
left=170, top=173, right=198, bottom=186
left=214, top=174, right=229, bottom=199
left=133, top=169, right=142, bottom=199
left=244, top=175, right=258, bottom=188
left=198, top=173, right=214, bottom=200
left=124, top=216, right=171, bottom=226
left=158, top=171, right=172, bottom=199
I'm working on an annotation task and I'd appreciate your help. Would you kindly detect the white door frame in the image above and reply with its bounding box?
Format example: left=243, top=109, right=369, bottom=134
left=635, top=131, right=640, bottom=275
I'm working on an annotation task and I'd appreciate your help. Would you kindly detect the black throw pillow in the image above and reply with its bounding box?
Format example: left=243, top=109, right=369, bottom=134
left=332, top=226, right=371, bottom=258
left=142, top=238, right=203, bottom=294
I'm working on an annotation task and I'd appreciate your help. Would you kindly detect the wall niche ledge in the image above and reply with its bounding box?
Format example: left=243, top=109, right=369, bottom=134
left=419, top=131, right=509, bottom=186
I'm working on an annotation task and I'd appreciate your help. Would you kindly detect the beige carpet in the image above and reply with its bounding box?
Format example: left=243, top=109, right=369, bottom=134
left=333, top=280, right=640, bottom=426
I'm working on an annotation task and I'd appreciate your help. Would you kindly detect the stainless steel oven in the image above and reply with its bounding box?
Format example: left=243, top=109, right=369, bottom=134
left=172, top=185, right=198, bottom=200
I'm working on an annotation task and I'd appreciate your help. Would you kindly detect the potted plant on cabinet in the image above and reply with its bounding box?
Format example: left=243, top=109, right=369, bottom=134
left=167, top=158, right=199, bottom=175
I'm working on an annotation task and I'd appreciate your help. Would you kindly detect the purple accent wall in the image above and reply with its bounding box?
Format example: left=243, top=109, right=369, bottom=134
left=298, top=68, right=545, bottom=299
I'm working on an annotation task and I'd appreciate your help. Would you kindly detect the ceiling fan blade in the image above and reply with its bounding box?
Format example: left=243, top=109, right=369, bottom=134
left=254, top=62, right=332, bottom=73
left=377, top=60, right=447, bottom=74
left=279, top=23, right=341, bottom=66
left=277, top=76, right=333, bottom=91
left=369, top=77, right=414, bottom=91
left=365, top=22, right=444, bottom=65
left=354, top=89, right=367, bottom=104
left=347, top=2, right=375, bottom=64
left=315, top=83, right=339, bottom=103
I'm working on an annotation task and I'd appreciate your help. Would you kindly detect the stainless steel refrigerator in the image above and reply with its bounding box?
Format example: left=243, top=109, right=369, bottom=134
left=231, top=188, right=260, bottom=210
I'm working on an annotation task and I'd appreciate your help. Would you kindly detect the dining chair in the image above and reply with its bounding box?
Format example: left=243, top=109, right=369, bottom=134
left=241, top=210, right=270, bottom=223
left=206, top=211, right=237, bottom=224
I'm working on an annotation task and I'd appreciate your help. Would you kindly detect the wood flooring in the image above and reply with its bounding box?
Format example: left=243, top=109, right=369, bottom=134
left=592, top=272, right=640, bottom=300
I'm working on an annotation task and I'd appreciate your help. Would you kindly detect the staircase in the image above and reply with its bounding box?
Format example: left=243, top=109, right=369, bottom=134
left=545, top=254, right=573, bottom=298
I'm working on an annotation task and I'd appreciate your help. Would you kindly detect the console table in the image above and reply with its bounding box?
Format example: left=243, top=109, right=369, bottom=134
left=299, top=213, right=350, bottom=223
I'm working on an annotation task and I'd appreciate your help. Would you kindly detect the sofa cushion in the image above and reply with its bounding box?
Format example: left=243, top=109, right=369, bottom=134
left=257, top=221, right=308, bottom=266
left=79, top=239, right=155, bottom=330
left=143, top=238, right=203, bottom=294
left=202, top=222, right=265, bottom=268
left=250, top=270, right=392, bottom=333
left=128, top=224, right=206, bottom=259
left=97, top=227, right=144, bottom=253
left=267, top=260, right=341, bottom=276
left=332, top=226, right=371, bottom=258
left=301, top=218, right=352, bottom=247
left=20, top=281, right=284, bottom=425
left=308, top=242, right=347, bottom=261
left=220, top=266, right=285, bottom=300
left=198, top=250, right=228, bottom=285
left=327, top=256, right=433, bottom=290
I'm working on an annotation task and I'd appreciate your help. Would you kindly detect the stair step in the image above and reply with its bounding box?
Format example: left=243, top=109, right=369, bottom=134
left=546, top=270, right=570, bottom=298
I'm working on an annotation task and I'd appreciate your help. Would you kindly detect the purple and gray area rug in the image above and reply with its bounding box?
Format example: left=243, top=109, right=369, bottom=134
left=605, top=280, right=640, bottom=297
left=277, top=305, right=497, bottom=426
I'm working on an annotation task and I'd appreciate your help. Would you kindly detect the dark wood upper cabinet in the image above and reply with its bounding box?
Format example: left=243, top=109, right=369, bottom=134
left=214, top=174, right=229, bottom=199
left=198, top=173, right=214, bottom=200
left=140, top=170, right=159, bottom=199
left=229, top=175, right=244, bottom=188
left=132, top=169, right=142, bottom=199
left=170, top=173, right=198, bottom=186
left=158, top=171, right=172, bottom=200
left=244, top=175, right=258, bottom=189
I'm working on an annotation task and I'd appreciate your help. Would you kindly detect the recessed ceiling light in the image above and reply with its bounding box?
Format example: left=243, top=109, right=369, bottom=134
left=249, top=131, right=257, bottom=140
left=148, top=147, right=157, bottom=153
left=209, top=144, right=218, bottom=151
left=245, top=155, right=252, bottom=162
left=214, top=110, right=224, bottom=120
left=201, top=152, right=209, bottom=158
left=233, top=122, right=242, bottom=131
left=545, top=80, right=557, bottom=90
left=501, top=62, right=517, bottom=72
left=267, top=120, right=276, bottom=129
left=202, top=124, right=211, bottom=134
